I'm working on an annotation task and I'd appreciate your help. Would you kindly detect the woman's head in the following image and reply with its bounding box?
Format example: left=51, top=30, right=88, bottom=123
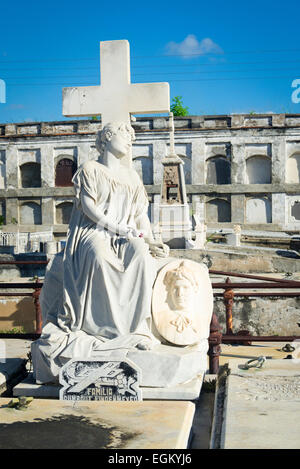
left=95, top=122, right=135, bottom=158
left=164, top=261, right=199, bottom=311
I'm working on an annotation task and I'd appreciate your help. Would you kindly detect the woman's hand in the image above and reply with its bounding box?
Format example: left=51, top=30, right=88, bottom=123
left=148, top=241, right=170, bottom=258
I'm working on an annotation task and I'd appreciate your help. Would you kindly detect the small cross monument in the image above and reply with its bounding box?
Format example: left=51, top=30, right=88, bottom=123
left=63, top=39, right=170, bottom=127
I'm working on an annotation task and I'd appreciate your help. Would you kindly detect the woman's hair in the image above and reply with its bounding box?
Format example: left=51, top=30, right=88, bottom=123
left=164, top=261, right=199, bottom=292
left=95, top=121, right=135, bottom=156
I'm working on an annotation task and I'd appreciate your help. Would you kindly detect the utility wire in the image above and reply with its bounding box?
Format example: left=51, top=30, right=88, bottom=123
left=1, top=47, right=300, bottom=64
left=2, top=58, right=300, bottom=72
left=0, top=60, right=300, bottom=72
left=4, top=75, right=300, bottom=86
left=2, top=67, right=300, bottom=80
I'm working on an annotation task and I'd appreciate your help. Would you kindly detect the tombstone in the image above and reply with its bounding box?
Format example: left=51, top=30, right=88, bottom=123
left=60, top=358, right=142, bottom=402
left=226, top=224, right=241, bottom=247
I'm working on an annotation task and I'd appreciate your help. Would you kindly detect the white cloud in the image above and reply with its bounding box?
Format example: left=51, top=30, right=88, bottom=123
left=165, top=35, right=223, bottom=59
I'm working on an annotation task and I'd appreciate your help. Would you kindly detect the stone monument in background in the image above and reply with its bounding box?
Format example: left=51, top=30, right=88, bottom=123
left=158, top=113, right=192, bottom=248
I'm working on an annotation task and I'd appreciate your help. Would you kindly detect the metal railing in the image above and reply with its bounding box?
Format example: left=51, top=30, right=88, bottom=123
left=208, top=269, right=300, bottom=373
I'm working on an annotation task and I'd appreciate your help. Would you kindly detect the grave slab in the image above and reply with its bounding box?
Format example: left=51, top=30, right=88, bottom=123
left=13, top=372, right=204, bottom=400
left=0, top=397, right=195, bottom=449
left=221, top=359, right=300, bottom=449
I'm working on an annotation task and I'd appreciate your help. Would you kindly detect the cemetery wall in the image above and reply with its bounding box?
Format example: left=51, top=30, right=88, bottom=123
left=0, top=113, right=300, bottom=239
left=214, top=296, right=300, bottom=336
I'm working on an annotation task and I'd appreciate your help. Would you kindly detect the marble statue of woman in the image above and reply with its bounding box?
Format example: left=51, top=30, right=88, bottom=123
left=32, top=122, right=169, bottom=384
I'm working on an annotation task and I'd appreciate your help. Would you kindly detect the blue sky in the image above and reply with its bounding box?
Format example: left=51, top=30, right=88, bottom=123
left=0, top=0, right=300, bottom=123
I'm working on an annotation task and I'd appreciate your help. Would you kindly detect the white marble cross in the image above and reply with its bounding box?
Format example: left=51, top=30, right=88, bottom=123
left=63, top=40, right=170, bottom=125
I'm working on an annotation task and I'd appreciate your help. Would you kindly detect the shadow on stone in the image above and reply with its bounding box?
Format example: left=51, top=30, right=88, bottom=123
left=0, top=414, right=138, bottom=449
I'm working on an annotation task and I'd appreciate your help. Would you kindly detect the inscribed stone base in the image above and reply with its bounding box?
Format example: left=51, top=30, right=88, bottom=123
left=13, top=373, right=204, bottom=401
left=0, top=398, right=195, bottom=449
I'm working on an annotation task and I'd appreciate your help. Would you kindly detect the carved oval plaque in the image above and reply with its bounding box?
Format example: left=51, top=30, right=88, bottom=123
left=152, top=259, right=213, bottom=346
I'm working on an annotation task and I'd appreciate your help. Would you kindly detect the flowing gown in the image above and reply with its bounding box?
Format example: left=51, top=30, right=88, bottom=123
left=32, top=160, right=157, bottom=384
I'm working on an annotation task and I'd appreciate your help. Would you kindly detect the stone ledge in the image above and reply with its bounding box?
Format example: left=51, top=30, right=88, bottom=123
left=1, top=114, right=300, bottom=137
left=13, top=372, right=204, bottom=401
left=0, top=397, right=195, bottom=449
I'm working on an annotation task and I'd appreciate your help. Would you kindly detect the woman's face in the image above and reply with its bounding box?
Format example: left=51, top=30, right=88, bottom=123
left=107, top=126, right=132, bottom=159
left=170, top=278, right=194, bottom=311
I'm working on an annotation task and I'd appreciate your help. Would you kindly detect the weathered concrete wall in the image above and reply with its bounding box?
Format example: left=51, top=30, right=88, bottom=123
left=171, top=247, right=300, bottom=273
left=214, top=296, right=300, bottom=336
left=0, top=297, right=35, bottom=333
left=1, top=114, right=300, bottom=235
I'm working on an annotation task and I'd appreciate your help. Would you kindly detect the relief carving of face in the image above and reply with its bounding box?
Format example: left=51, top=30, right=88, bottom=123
left=164, top=261, right=199, bottom=313
left=152, top=259, right=214, bottom=346
left=170, top=278, right=194, bottom=311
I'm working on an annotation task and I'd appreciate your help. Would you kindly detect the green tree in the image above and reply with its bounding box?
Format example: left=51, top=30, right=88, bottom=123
left=170, top=96, right=189, bottom=117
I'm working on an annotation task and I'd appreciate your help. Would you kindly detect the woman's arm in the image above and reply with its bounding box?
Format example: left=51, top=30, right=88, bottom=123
left=136, top=212, right=169, bottom=258
left=135, top=213, right=155, bottom=243
left=80, top=189, right=129, bottom=236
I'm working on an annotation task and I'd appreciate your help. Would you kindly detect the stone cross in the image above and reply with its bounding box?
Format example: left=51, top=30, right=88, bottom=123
left=62, top=40, right=170, bottom=126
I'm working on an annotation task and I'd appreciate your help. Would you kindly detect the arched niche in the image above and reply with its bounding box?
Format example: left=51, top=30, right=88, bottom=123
left=55, top=157, right=77, bottom=187
left=178, top=154, right=191, bottom=185
left=133, top=156, right=153, bottom=185
left=20, top=202, right=42, bottom=225
left=286, top=153, right=300, bottom=183
left=291, top=200, right=300, bottom=221
left=245, top=156, right=271, bottom=184
left=206, top=198, right=231, bottom=223
left=246, top=197, right=272, bottom=223
left=206, top=156, right=231, bottom=185
left=56, top=201, right=74, bottom=225
left=20, top=162, right=41, bottom=188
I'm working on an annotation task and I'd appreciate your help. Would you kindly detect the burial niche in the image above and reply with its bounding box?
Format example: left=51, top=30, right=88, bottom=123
left=56, top=201, right=73, bottom=225
left=291, top=201, right=300, bottom=221
left=55, top=158, right=77, bottom=187
left=20, top=163, right=41, bottom=188
left=286, top=153, right=300, bottom=183
left=206, top=156, right=231, bottom=185
left=246, top=197, right=272, bottom=224
left=246, top=156, right=271, bottom=184
left=179, top=154, right=191, bottom=185
left=133, top=156, right=153, bottom=185
left=20, top=202, right=42, bottom=225
left=206, top=198, right=231, bottom=223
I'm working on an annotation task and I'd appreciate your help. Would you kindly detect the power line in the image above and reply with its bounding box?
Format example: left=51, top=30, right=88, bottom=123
left=2, top=66, right=300, bottom=80
left=0, top=58, right=293, bottom=73
left=4, top=75, right=299, bottom=86
left=1, top=47, right=300, bottom=64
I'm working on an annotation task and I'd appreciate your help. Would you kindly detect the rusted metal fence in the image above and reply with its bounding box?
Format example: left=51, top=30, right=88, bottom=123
left=208, top=269, right=300, bottom=373
left=0, top=261, right=300, bottom=375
